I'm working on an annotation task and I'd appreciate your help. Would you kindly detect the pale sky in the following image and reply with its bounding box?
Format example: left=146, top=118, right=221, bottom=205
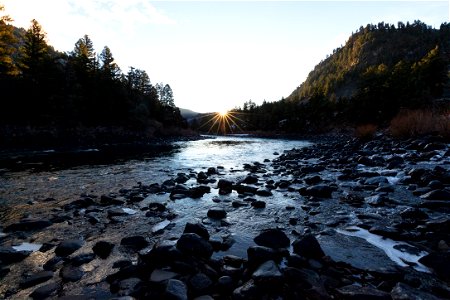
left=2, top=1, right=449, bottom=113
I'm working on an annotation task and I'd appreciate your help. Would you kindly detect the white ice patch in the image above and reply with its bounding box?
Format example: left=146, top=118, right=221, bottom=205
left=0, top=232, right=6, bottom=237
left=12, top=242, right=42, bottom=252
left=151, top=220, right=170, bottom=233
left=386, top=176, right=401, bottom=185
left=337, top=226, right=430, bottom=272
left=122, top=208, right=137, bottom=215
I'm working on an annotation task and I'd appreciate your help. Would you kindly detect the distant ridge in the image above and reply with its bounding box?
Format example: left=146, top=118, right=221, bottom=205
left=179, top=108, right=200, bottom=119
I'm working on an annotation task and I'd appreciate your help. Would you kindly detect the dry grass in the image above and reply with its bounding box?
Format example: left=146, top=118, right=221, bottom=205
left=355, top=124, right=377, bottom=140
left=389, top=109, right=450, bottom=138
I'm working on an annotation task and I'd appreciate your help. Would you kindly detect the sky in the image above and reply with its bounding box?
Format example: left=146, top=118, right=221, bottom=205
left=2, top=1, right=449, bottom=113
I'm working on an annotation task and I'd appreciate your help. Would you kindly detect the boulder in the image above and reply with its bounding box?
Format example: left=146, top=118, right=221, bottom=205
left=300, top=185, right=334, bottom=198
left=254, top=228, right=290, bottom=249
left=207, top=207, right=227, bottom=219
left=93, top=241, right=115, bottom=259
left=60, top=265, right=84, bottom=282
left=176, top=233, right=213, bottom=259
left=30, top=282, right=60, bottom=299
left=421, top=189, right=450, bottom=200
left=20, top=271, right=54, bottom=288
left=0, top=246, right=31, bottom=264
left=252, top=260, right=282, bottom=285
left=292, top=234, right=325, bottom=259
left=183, top=222, right=210, bottom=240
left=55, top=239, right=84, bottom=257
left=4, top=219, right=52, bottom=232
left=120, top=236, right=148, bottom=250
left=165, top=279, right=188, bottom=300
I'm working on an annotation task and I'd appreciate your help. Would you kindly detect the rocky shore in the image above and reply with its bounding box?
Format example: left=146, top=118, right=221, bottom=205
left=1, top=134, right=449, bottom=299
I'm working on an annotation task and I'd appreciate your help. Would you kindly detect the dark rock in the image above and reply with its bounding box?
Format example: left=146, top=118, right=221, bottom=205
left=365, top=194, right=389, bottom=207
left=391, top=282, right=442, bottom=300
left=254, top=228, right=290, bottom=249
left=55, top=239, right=84, bottom=257
left=150, top=269, right=179, bottom=283
left=60, top=265, right=84, bottom=282
left=247, top=246, right=281, bottom=267
left=20, top=271, right=54, bottom=288
left=242, top=175, right=259, bottom=184
left=251, top=201, right=266, bottom=208
left=120, top=236, right=148, bottom=250
left=400, top=207, right=428, bottom=220
left=129, top=195, right=145, bottom=203
left=176, top=173, right=190, bottom=184
left=64, top=198, right=94, bottom=210
left=93, top=241, right=115, bottom=259
left=118, top=277, right=142, bottom=296
left=197, top=171, right=208, bottom=181
left=207, top=207, right=227, bottom=219
left=189, top=273, right=213, bottom=294
left=428, top=180, right=444, bottom=190
left=232, top=200, right=248, bottom=208
left=217, top=276, right=234, bottom=293
left=207, top=167, right=216, bottom=175
left=301, top=184, right=334, bottom=198
left=419, top=252, right=450, bottom=281
left=30, top=282, right=59, bottom=299
left=0, top=246, right=31, bottom=264
left=100, top=194, right=124, bottom=205
left=165, top=279, right=188, bottom=300
left=233, top=184, right=258, bottom=195
left=190, top=186, right=211, bottom=198
left=255, top=189, right=272, bottom=197
left=292, top=234, right=325, bottom=259
left=421, top=189, right=450, bottom=200
left=252, top=260, right=282, bottom=284
left=176, top=233, right=213, bottom=259
left=369, top=226, right=401, bottom=239
left=365, top=176, right=389, bottom=186
left=218, top=179, right=233, bottom=189
left=4, top=219, right=52, bottom=232
left=304, top=175, right=322, bottom=185
left=336, top=285, right=391, bottom=300
left=107, top=208, right=130, bottom=217
left=70, top=253, right=96, bottom=266
left=184, top=222, right=210, bottom=240
left=43, top=256, right=63, bottom=271
left=283, top=267, right=330, bottom=299
left=232, top=280, right=260, bottom=300
left=148, top=202, right=166, bottom=212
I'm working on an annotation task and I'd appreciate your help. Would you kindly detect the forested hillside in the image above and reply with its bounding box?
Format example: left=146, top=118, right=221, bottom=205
left=234, top=21, right=450, bottom=133
left=0, top=6, right=185, bottom=146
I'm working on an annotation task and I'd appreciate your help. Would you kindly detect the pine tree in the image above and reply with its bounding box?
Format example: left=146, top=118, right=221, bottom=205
left=0, top=5, right=18, bottom=76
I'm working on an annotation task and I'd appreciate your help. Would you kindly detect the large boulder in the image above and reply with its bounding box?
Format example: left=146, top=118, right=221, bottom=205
left=55, top=239, right=84, bottom=257
left=254, top=229, right=290, bottom=249
left=292, top=234, right=325, bottom=259
left=176, top=233, right=213, bottom=259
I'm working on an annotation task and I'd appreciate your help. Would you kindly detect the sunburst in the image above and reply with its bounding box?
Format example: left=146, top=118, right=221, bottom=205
left=197, top=110, right=249, bottom=134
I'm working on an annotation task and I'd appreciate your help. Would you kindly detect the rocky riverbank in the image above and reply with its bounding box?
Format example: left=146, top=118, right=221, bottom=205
left=1, top=134, right=449, bottom=299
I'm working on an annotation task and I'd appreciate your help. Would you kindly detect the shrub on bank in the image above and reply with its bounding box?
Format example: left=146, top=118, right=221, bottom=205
left=389, top=109, right=450, bottom=138
left=355, top=124, right=377, bottom=140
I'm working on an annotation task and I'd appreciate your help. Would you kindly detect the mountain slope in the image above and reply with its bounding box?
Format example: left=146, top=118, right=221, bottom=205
left=233, top=21, right=450, bottom=133
left=288, top=20, right=449, bottom=106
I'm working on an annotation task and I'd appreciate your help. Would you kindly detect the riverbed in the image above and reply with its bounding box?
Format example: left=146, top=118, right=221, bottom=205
left=1, top=134, right=449, bottom=299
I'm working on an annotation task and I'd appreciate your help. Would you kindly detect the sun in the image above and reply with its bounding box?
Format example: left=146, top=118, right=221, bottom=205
left=218, top=110, right=228, bottom=117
